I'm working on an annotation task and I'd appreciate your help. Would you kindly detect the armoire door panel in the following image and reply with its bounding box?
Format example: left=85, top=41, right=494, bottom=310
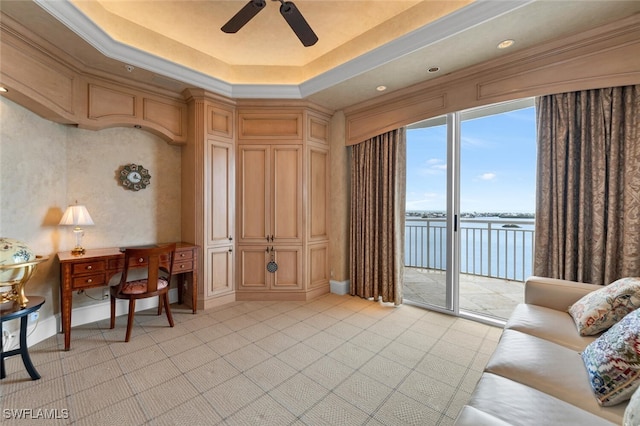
left=308, top=243, right=329, bottom=289
left=206, top=246, right=234, bottom=297
left=238, top=246, right=268, bottom=289
left=272, top=146, right=302, bottom=242
left=272, top=246, right=303, bottom=290
left=208, top=140, right=234, bottom=245
left=238, top=145, right=269, bottom=242
left=308, top=147, right=329, bottom=241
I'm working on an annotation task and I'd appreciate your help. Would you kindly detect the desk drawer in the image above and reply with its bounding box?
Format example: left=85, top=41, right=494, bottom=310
left=72, top=273, right=106, bottom=289
left=72, top=261, right=106, bottom=275
left=174, top=260, right=194, bottom=273
left=109, top=257, right=151, bottom=270
left=175, top=249, right=194, bottom=261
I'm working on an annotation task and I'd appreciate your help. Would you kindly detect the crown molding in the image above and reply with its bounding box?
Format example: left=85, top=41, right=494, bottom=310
left=230, top=84, right=302, bottom=99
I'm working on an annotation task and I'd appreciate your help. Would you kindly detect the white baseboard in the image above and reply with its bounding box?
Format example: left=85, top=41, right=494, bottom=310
left=330, top=280, right=350, bottom=295
left=4, top=288, right=179, bottom=350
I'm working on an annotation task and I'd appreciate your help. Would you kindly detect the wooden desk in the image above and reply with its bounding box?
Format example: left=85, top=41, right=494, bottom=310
left=58, top=242, right=198, bottom=351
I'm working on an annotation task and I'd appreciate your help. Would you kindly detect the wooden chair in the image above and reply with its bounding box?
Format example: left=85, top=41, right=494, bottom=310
left=110, top=243, right=176, bottom=342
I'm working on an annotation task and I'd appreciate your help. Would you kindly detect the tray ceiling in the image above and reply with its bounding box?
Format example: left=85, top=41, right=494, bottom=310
left=2, top=0, right=640, bottom=110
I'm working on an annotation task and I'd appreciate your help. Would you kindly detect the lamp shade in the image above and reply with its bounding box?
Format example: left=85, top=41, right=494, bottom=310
left=59, top=205, right=94, bottom=226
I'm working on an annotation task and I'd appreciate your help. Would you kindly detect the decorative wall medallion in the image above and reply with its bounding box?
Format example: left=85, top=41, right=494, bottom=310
left=119, top=163, right=151, bottom=191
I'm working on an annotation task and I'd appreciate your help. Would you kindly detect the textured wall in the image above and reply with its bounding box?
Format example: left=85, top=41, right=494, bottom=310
left=329, top=111, right=350, bottom=282
left=0, top=97, right=182, bottom=322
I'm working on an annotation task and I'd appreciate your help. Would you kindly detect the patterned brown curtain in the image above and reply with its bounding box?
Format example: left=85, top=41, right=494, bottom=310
left=350, top=128, right=406, bottom=305
left=534, top=85, right=640, bottom=285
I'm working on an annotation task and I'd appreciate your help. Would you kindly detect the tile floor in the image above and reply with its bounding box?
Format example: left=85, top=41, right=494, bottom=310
left=1, top=293, right=502, bottom=425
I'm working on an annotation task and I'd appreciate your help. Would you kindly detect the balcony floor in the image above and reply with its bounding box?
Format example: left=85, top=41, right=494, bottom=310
left=403, top=267, right=524, bottom=320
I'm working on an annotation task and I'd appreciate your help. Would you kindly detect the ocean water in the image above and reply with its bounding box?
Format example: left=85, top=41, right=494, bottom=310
left=405, top=217, right=535, bottom=281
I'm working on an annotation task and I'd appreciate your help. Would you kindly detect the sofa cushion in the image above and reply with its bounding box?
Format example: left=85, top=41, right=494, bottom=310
left=525, top=276, right=601, bottom=311
left=582, top=308, right=640, bottom=406
left=455, top=405, right=513, bottom=426
left=484, top=329, right=625, bottom=423
left=455, top=373, right=617, bottom=426
left=568, top=277, right=640, bottom=336
left=505, top=303, right=597, bottom=351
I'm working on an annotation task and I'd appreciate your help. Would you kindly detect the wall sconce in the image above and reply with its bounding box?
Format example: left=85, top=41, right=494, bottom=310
left=59, top=203, right=94, bottom=255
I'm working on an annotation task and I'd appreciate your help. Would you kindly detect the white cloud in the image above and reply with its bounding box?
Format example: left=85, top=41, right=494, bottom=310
left=479, top=172, right=497, bottom=181
left=406, top=192, right=443, bottom=210
left=418, top=158, right=447, bottom=175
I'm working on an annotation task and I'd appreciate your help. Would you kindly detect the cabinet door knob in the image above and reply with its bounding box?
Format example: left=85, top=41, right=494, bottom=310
left=86, top=265, right=92, bottom=270
left=138, top=258, right=144, bottom=263
left=87, top=278, right=93, bottom=283
left=228, top=248, right=233, bottom=252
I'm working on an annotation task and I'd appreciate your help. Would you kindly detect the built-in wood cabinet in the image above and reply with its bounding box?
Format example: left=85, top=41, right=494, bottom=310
left=207, top=139, right=234, bottom=246
left=237, top=245, right=303, bottom=293
left=237, top=144, right=303, bottom=244
left=307, top=145, right=331, bottom=293
left=236, top=105, right=331, bottom=301
left=204, top=138, right=235, bottom=299
left=183, top=96, right=330, bottom=304
left=183, top=90, right=236, bottom=309
left=307, top=146, right=330, bottom=242
left=205, top=245, right=234, bottom=298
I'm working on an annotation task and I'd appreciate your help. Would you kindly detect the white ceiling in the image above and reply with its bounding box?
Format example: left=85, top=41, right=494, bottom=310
left=2, top=0, right=640, bottom=111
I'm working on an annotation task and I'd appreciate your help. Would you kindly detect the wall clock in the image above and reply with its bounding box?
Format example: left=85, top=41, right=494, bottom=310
left=119, top=163, right=151, bottom=191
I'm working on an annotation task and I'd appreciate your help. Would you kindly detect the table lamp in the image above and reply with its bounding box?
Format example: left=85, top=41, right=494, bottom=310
left=59, top=204, right=94, bottom=255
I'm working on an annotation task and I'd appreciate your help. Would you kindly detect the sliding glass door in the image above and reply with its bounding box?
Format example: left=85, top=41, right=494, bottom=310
left=458, top=101, right=536, bottom=319
left=404, top=114, right=454, bottom=312
left=404, top=99, right=536, bottom=322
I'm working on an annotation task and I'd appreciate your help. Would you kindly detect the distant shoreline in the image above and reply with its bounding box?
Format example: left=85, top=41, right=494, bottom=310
left=406, top=211, right=535, bottom=219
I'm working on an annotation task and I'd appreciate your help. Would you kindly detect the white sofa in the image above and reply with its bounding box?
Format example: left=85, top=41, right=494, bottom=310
left=455, top=276, right=627, bottom=426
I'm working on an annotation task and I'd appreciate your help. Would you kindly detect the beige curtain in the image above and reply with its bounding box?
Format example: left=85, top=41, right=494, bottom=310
left=350, top=128, right=406, bottom=305
left=534, top=85, right=640, bottom=285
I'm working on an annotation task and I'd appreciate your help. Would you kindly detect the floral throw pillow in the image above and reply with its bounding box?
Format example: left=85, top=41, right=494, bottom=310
left=582, top=309, right=640, bottom=406
left=568, top=277, right=640, bottom=336
left=624, top=386, right=640, bottom=426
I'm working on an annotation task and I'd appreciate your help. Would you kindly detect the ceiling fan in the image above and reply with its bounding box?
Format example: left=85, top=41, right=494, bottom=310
left=221, top=0, right=318, bottom=47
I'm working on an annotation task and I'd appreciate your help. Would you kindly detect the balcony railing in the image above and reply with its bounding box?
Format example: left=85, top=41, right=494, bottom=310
left=405, top=217, right=535, bottom=282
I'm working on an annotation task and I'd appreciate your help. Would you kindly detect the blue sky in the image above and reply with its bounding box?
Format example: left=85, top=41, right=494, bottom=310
left=406, top=106, right=537, bottom=213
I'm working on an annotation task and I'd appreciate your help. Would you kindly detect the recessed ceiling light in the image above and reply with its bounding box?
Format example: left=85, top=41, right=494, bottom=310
left=376, top=85, right=387, bottom=92
left=427, top=67, right=440, bottom=73
left=497, top=39, right=515, bottom=49
left=0, top=87, right=8, bottom=93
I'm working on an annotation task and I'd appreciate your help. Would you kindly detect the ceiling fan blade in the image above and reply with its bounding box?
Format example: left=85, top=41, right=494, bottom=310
left=279, top=1, right=318, bottom=47
left=221, top=0, right=266, bottom=34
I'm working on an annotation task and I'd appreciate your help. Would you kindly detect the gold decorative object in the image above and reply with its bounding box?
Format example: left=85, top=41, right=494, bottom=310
left=0, top=255, right=48, bottom=307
